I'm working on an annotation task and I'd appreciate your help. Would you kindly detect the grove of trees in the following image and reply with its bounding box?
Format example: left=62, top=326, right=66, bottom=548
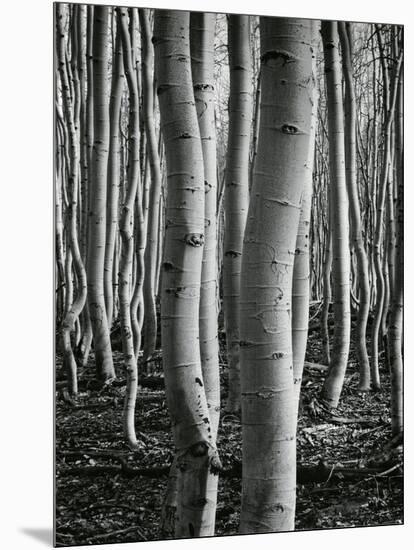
left=55, top=3, right=403, bottom=544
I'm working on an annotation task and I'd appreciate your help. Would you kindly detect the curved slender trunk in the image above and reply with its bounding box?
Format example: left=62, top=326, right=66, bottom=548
left=139, top=8, right=162, bottom=362
left=55, top=124, right=66, bottom=326
left=223, top=15, right=253, bottom=413
left=118, top=7, right=143, bottom=449
left=338, top=22, right=371, bottom=391
left=56, top=4, right=88, bottom=395
left=240, top=17, right=314, bottom=533
left=154, top=10, right=220, bottom=538
left=370, top=28, right=402, bottom=390
left=320, top=21, right=351, bottom=408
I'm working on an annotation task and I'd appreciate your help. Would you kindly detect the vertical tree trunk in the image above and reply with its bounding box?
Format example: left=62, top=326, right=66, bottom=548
left=76, top=4, right=93, bottom=367
left=388, top=57, right=403, bottom=437
left=191, top=10, right=220, bottom=446
left=190, top=10, right=220, bottom=535
left=87, top=6, right=116, bottom=383
left=240, top=17, right=314, bottom=533
left=338, top=21, right=371, bottom=391
left=118, top=7, right=143, bottom=449
left=139, top=8, right=162, bottom=363
left=104, top=19, right=124, bottom=330
left=77, top=5, right=94, bottom=368
left=154, top=10, right=220, bottom=538
left=321, top=232, right=332, bottom=365
left=320, top=21, right=351, bottom=408
left=55, top=123, right=66, bottom=326
left=223, top=15, right=253, bottom=413
left=292, top=20, right=319, bottom=413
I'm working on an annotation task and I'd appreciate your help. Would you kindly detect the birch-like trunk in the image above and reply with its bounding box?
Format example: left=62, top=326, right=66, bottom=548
left=240, top=17, right=314, bottom=533
left=338, top=22, right=371, bottom=391
left=370, top=28, right=402, bottom=390
left=87, top=6, right=115, bottom=383
left=223, top=15, right=253, bottom=413
left=139, top=8, right=162, bottom=363
left=118, top=7, right=143, bottom=449
left=190, top=10, right=221, bottom=447
left=320, top=21, right=351, bottom=408
left=292, top=20, right=318, bottom=413
left=388, top=59, right=403, bottom=437
left=56, top=4, right=88, bottom=395
left=104, top=19, right=124, bottom=330
left=154, top=10, right=220, bottom=538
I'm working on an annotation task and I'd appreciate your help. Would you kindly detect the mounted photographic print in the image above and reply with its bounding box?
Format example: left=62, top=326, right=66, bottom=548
left=54, top=1, right=403, bottom=546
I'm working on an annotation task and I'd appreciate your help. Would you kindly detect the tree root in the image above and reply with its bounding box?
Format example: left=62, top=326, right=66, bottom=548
left=305, top=396, right=376, bottom=426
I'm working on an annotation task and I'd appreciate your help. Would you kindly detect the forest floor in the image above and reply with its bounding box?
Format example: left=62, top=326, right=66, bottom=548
left=55, top=313, right=403, bottom=547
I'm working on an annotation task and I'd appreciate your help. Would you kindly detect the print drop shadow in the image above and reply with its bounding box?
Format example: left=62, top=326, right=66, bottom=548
left=20, top=527, right=53, bottom=546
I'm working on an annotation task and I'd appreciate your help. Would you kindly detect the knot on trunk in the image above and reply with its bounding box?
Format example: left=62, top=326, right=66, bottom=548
left=184, top=233, right=204, bottom=247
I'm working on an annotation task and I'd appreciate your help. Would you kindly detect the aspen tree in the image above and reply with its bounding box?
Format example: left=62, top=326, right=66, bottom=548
left=56, top=4, right=88, bottom=395
left=76, top=3, right=87, bottom=260
left=55, top=124, right=66, bottom=325
left=188, top=10, right=221, bottom=534
left=76, top=4, right=93, bottom=368
left=338, top=22, right=371, bottom=391
left=127, top=7, right=147, bottom=364
left=190, top=10, right=220, bottom=445
left=292, top=20, right=318, bottom=413
left=87, top=5, right=116, bottom=383
left=154, top=10, right=220, bottom=537
left=370, top=26, right=402, bottom=390
left=77, top=5, right=94, bottom=368
left=104, top=17, right=124, bottom=330
left=320, top=21, right=351, bottom=408
left=240, top=17, right=314, bottom=533
left=388, top=56, right=403, bottom=437
left=118, top=7, right=143, bottom=449
left=139, top=8, right=163, bottom=362
left=223, top=15, right=253, bottom=413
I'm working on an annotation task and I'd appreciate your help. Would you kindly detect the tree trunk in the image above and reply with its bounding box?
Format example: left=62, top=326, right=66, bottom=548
left=56, top=4, right=88, bottom=395
left=292, top=20, right=319, bottom=413
left=240, top=17, right=314, bottom=533
left=118, top=7, right=143, bottom=449
left=370, top=27, right=402, bottom=390
left=104, top=19, right=124, bottom=330
left=388, top=58, right=403, bottom=437
left=320, top=21, right=351, bottom=408
left=223, top=15, right=253, bottom=413
left=87, top=6, right=115, bottom=383
left=154, top=10, right=220, bottom=538
left=139, top=8, right=162, bottom=363
left=338, top=21, right=371, bottom=391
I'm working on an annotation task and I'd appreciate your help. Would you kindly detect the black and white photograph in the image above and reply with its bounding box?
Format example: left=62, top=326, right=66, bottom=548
left=3, top=0, right=413, bottom=547
left=51, top=1, right=406, bottom=546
